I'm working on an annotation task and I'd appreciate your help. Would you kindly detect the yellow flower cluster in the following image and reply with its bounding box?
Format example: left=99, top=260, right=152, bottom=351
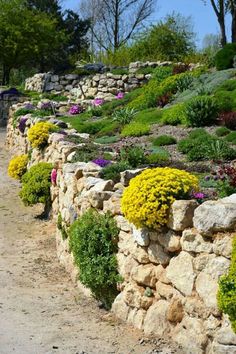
left=8, top=155, right=28, bottom=180
left=27, top=122, right=56, bottom=149
left=121, top=167, right=199, bottom=230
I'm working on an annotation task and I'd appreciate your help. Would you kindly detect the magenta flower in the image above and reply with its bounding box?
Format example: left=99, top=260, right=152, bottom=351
left=93, top=98, right=104, bottom=107
left=51, top=168, right=57, bottom=185
left=69, top=105, right=83, bottom=115
left=191, top=191, right=207, bottom=203
left=18, top=116, right=28, bottom=133
left=116, top=92, right=124, bottom=99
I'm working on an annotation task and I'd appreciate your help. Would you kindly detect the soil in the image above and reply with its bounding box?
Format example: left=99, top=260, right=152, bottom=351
left=0, top=127, right=181, bottom=354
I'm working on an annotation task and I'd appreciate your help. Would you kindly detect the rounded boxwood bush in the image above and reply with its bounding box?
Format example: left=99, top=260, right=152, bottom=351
left=19, top=162, right=53, bottom=217
left=8, top=155, right=28, bottom=180
left=69, top=210, right=120, bottom=309
left=215, top=43, right=236, bottom=70
left=121, top=167, right=199, bottom=230
left=218, top=236, right=236, bottom=333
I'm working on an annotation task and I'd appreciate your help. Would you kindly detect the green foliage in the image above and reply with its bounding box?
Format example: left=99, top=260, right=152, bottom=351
left=42, top=93, right=68, bottom=102
left=147, top=148, right=170, bottom=164
left=14, top=108, right=34, bottom=118
left=134, top=108, right=163, bottom=125
left=176, top=72, right=194, bottom=92
left=57, top=213, right=68, bottom=240
left=63, top=134, right=86, bottom=144
left=136, top=67, right=156, bottom=75
left=178, top=132, right=236, bottom=161
left=94, top=136, right=119, bottom=144
left=112, top=107, right=137, bottom=125
left=121, top=122, right=150, bottom=137
left=100, top=161, right=131, bottom=183
left=152, top=66, right=173, bottom=83
left=161, top=104, right=187, bottom=125
left=185, top=95, right=219, bottom=127
left=71, top=143, right=99, bottom=163
left=152, top=135, right=177, bottom=146
left=19, top=162, right=52, bottom=207
left=119, top=147, right=147, bottom=168
left=215, top=43, right=236, bottom=70
left=69, top=210, right=120, bottom=309
left=218, top=236, right=236, bottom=333
left=110, top=68, right=129, bottom=75
left=224, top=131, right=236, bottom=144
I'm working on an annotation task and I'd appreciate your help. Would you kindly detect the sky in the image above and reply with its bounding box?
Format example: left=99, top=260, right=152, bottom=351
left=62, top=0, right=231, bottom=47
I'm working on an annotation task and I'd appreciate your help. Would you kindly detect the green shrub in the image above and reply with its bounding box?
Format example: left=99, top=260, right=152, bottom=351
left=176, top=72, right=194, bottom=92
left=215, top=43, right=236, bottom=70
left=121, top=122, right=150, bottom=137
left=152, top=66, right=173, bottom=83
left=96, top=121, right=121, bottom=137
left=69, top=210, right=120, bottom=309
left=57, top=213, right=68, bottom=240
left=13, top=107, right=34, bottom=118
left=100, top=161, right=131, bottom=182
left=134, top=108, right=163, bottom=125
left=152, top=135, right=176, bottom=146
left=161, top=103, right=187, bottom=125
left=147, top=147, right=170, bottom=164
left=94, top=136, right=119, bottom=144
left=19, top=162, right=53, bottom=217
left=110, top=68, right=129, bottom=75
left=71, top=143, right=99, bottom=163
left=185, top=95, right=219, bottom=127
left=218, top=236, right=236, bottom=333
left=119, top=146, right=147, bottom=168
left=224, top=131, right=236, bottom=144
left=188, top=128, right=209, bottom=139
left=136, top=67, right=156, bottom=75
left=112, top=107, right=137, bottom=125
left=64, top=135, right=86, bottom=144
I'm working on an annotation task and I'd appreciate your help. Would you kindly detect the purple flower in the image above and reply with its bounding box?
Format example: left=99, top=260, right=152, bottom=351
left=41, top=102, right=52, bottom=110
left=69, top=105, right=83, bottom=115
left=116, top=92, right=124, bottom=99
left=51, top=168, right=57, bottom=185
left=18, top=116, right=28, bottom=133
left=93, top=98, right=104, bottom=107
left=92, top=159, right=111, bottom=167
left=24, top=103, right=35, bottom=110
left=204, top=175, right=210, bottom=181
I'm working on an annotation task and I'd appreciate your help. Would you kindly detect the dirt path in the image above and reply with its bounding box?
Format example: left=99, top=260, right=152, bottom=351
left=0, top=128, right=178, bottom=354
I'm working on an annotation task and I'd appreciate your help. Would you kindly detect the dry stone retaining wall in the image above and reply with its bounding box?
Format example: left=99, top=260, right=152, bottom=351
left=6, top=103, right=236, bottom=354
left=0, top=94, right=19, bottom=127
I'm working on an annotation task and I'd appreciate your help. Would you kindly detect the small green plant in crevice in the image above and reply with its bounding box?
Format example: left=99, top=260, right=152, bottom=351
left=112, top=107, right=137, bottom=125
left=218, top=236, right=236, bottom=333
left=152, top=135, right=176, bottom=146
left=19, top=162, right=53, bottom=219
left=69, top=209, right=120, bottom=309
left=100, top=161, right=131, bottom=183
left=57, top=213, right=68, bottom=240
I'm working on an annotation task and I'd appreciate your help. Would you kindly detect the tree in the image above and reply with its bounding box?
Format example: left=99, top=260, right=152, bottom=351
left=226, top=0, right=236, bottom=42
left=202, top=0, right=227, bottom=46
left=80, top=0, right=157, bottom=52
left=0, top=0, right=67, bottom=84
left=130, top=13, right=196, bottom=61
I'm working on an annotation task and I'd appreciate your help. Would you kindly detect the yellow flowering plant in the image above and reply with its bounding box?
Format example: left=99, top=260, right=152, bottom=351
left=27, top=122, right=57, bottom=149
left=8, top=155, right=28, bottom=180
left=121, top=167, right=199, bottom=230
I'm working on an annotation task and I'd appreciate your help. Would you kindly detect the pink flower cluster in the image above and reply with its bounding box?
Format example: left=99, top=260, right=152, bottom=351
left=51, top=168, right=57, bottom=185
left=93, top=98, right=104, bottom=107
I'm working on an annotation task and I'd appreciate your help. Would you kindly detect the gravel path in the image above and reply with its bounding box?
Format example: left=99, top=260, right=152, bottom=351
left=0, top=128, right=180, bottom=354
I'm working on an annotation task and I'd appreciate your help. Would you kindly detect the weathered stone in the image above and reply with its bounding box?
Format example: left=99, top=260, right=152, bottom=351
left=87, top=190, right=113, bottom=209
left=195, top=272, right=218, bottom=309
left=123, top=283, right=153, bottom=309
left=143, top=300, right=170, bottom=336
left=181, top=229, right=213, bottom=253
left=131, top=245, right=150, bottom=264
left=84, top=177, right=103, bottom=190
left=184, top=296, right=210, bottom=319
left=114, top=215, right=131, bottom=232
left=132, top=225, right=150, bottom=246
left=89, top=179, right=114, bottom=192
left=193, top=199, right=236, bottom=235
left=120, top=168, right=144, bottom=186
left=117, top=253, right=139, bottom=281
left=103, top=194, right=121, bottom=215
left=132, top=309, right=146, bottom=330
left=148, top=241, right=170, bottom=265
left=118, top=231, right=135, bottom=256
left=111, top=293, right=130, bottom=321
left=172, top=316, right=208, bottom=354
left=131, top=264, right=157, bottom=288
left=194, top=254, right=216, bottom=272
left=166, top=252, right=195, bottom=296
left=166, top=298, right=184, bottom=323
left=156, top=281, right=181, bottom=300
left=167, top=200, right=198, bottom=231
left=213, top=234, right=233, bottom=258
left=157, top=230, right=181, bottom=252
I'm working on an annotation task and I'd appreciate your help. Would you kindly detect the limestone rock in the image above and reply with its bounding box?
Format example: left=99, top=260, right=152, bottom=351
left=147, top=241, right=170, bottom=265
left=143, top=300, right=170, bottom=336
left=195, top=272, right=218, bottom=309
left=111, top=293, right=130, bottom=322
left=213, top=234, right=233, bottom=258
left=156, top=281, right=181, bottom=300
left=87, top=190, right=113, bottom=209
left=89, top=179, right=114, bottom=192
left=132, top=225, right=150, bottom=246
left=123, top=283, right=153, bottom=310
left=181, top=229, right=213, bottom=253
left=117, top=253, right=139, bottom=280
left=157, top=230, right=181, bottom=252
left=166, top=298, right=184, bottom=323
left=166, top=252, right=195, bottom=296
left=193, top=200, right=236, bottom=235
left=114, top=215, right=131, bottom=232
left=131, top=264, right=157, bottom=288
left=167, top=200, right=198, bottom=231
left=103, top=194, right=121, bottom=215
left=120, top=168, right=144, bottom=186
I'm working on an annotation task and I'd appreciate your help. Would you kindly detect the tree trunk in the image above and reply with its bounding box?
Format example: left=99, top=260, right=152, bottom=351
left=2, top=65, right=11, bottom=86
left=231, top=9, right=236, bottom=42
left=220, top=19, right=227, bottom=46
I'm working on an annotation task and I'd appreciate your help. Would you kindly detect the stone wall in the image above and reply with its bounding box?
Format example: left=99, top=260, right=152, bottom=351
left=24, top=61, right=201, bottom=101
left=0, top=94, right=19, bottom=127
left=6, top=104, right=236, bottom=354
